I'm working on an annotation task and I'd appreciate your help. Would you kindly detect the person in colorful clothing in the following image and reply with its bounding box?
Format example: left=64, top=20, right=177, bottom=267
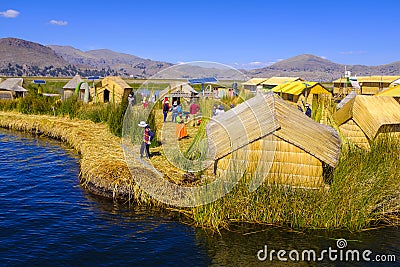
left=138, top=121, right=154, bottom=158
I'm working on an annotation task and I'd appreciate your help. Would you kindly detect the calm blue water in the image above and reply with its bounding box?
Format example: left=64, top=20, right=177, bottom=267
left=0, top=128, right=399, bottom=266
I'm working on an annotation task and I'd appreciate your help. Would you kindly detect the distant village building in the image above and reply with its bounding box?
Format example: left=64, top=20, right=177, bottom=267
left=272, top=81, right=331, bottom=106
left=0, top=78, right=27, bottom=100
left=261, top=77, right=303, bottom=90
left=242, top=78, right=268, bottom=92
left=243, top=77, right=304, bottom=93
left=333, top=76, right=400, bottom=96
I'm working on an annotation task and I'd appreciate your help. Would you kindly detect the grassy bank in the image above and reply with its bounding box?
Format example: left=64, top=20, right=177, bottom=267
left=0, top=91, right=127, bottom=137
left=190, top=137, right=400, bottom=231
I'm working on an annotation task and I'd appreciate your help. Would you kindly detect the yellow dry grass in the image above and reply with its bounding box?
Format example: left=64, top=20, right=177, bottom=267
left=149, top=109, right=212, bottom=185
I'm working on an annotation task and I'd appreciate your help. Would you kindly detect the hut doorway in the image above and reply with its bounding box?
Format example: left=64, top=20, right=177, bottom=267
left=172, top=97, right=181, bottom=105
left=103, top=89, right=110, bottom=103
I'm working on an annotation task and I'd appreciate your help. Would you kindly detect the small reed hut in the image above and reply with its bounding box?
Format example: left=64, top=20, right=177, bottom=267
left=0, top=78, right=27, bottom=100
left=63, top=74, right=88, bottom=100
left=206, top=92, right=341, bottom=188
left=334, top=95, right=400, bottom=149
left=95, top=76, right=132, bottom=104
left=159, top=82, right=199, bottom=105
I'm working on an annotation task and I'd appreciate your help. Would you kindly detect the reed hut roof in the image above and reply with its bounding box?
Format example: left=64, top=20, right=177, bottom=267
left=0, top=78, right=26, bottom=92
left=63, top=74, right=84, bottom=89
left=375, top=84, right=400, bottom=97
left=272, top=81, right=330, bottom=95
left=96, top=76, right=132, bottom=90
left=159, top=82, right=198, bottom=99
left=243, top=78, right=268, bottom=86
left=261, top=77, right=303, bottom=86
left=333, top=76, right=400, bottom=84
left=207, top=92, right=341, bottom=167
left=334, top=95, right=400, bottom=140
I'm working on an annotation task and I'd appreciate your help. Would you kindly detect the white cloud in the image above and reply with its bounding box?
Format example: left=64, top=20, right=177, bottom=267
left=232, top=61, right=275, bottom=70
left=49, top=20, right=68, bottom=26
left=339, top=50, right=367, bottom=55
left=0, top=9, right=20, bottom=18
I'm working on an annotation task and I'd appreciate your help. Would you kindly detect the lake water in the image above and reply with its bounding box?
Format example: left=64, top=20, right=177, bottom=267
left=0, top=128, right=398, bottom=266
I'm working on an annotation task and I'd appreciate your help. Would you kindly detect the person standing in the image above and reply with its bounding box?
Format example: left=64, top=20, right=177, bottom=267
left=142, top=97, right=148, bottom=109
left=128, top=94, right=134, bottom=107
left=138, top=121, right=154, bottom=158
left=171, top=101, right=178, bottom=122
left=162, top=100, right=170, bottom=122
left=189, top=101, right=200, bottom=126
left=305, top=104, right=312, bottom=118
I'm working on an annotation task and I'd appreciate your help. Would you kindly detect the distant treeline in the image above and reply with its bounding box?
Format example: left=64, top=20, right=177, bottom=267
left=0, top=63, right=121, bottom=77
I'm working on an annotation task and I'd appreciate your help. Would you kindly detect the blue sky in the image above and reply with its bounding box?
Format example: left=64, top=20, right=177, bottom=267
left=1, top=0, right=399, bottom=69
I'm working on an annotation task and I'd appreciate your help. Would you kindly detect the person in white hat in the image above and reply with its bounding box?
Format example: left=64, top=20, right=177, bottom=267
left=128, top=93, right=134, bottom=106
left=138, top=121, right=154, bottom=158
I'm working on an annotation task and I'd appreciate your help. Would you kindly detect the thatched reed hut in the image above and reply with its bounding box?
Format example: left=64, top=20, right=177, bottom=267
left=206, top=92, right=341, bottom=188
left=95, top=76, right=132, bottom=104
left=271, top=81, right=331, bottom=107
left=261, top=76, right=303, bottom=90
left=63, top=74, right=89, bottom=100
left=159, top=82, right=199, bottom=104
left=0, top=78, right=27, bottom=100
left=375, top=84, right=400, bottom=103
left=333, top=76, right=400, bottom=96
left=242, top=78, right=268, bottom=93
left=334, top=95, right=400, bottom=149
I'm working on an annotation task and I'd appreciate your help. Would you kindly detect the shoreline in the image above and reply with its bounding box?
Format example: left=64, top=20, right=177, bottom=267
left=1, top=111, right=398, bottom=231
left=0, top=111, right=158, bottom=205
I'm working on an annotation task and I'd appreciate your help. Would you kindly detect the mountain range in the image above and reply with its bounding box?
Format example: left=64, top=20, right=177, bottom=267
left=1, top=37, right=400, bottom=81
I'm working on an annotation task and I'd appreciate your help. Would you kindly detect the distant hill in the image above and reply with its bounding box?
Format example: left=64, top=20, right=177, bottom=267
left=47, top=45, right=173, bottom=78
left=1, top=38, right=400, bottom=80
left=0, top=38, right=68, bottom=68
left=246, top=54, right=400, bottom=81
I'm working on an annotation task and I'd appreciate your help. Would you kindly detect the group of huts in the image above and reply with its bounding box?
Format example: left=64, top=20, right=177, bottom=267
left=206, top=75, right=400, bottom=188
left=2, top=73, right=400, bottom=189
left=243, top=76, right=331, bottom=108
left=62, top=75, right=132, bottom=103
left=0, top=75, right=133, bottom=103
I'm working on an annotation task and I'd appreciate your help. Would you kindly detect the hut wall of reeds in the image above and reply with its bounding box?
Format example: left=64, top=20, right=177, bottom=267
left=95, top=76, right=132, bottom=104
left=206, top=92, right=341, bottom=188
left=334, top=95, right=400, bottom=149
left=333, top=76, right=400, bottom=96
